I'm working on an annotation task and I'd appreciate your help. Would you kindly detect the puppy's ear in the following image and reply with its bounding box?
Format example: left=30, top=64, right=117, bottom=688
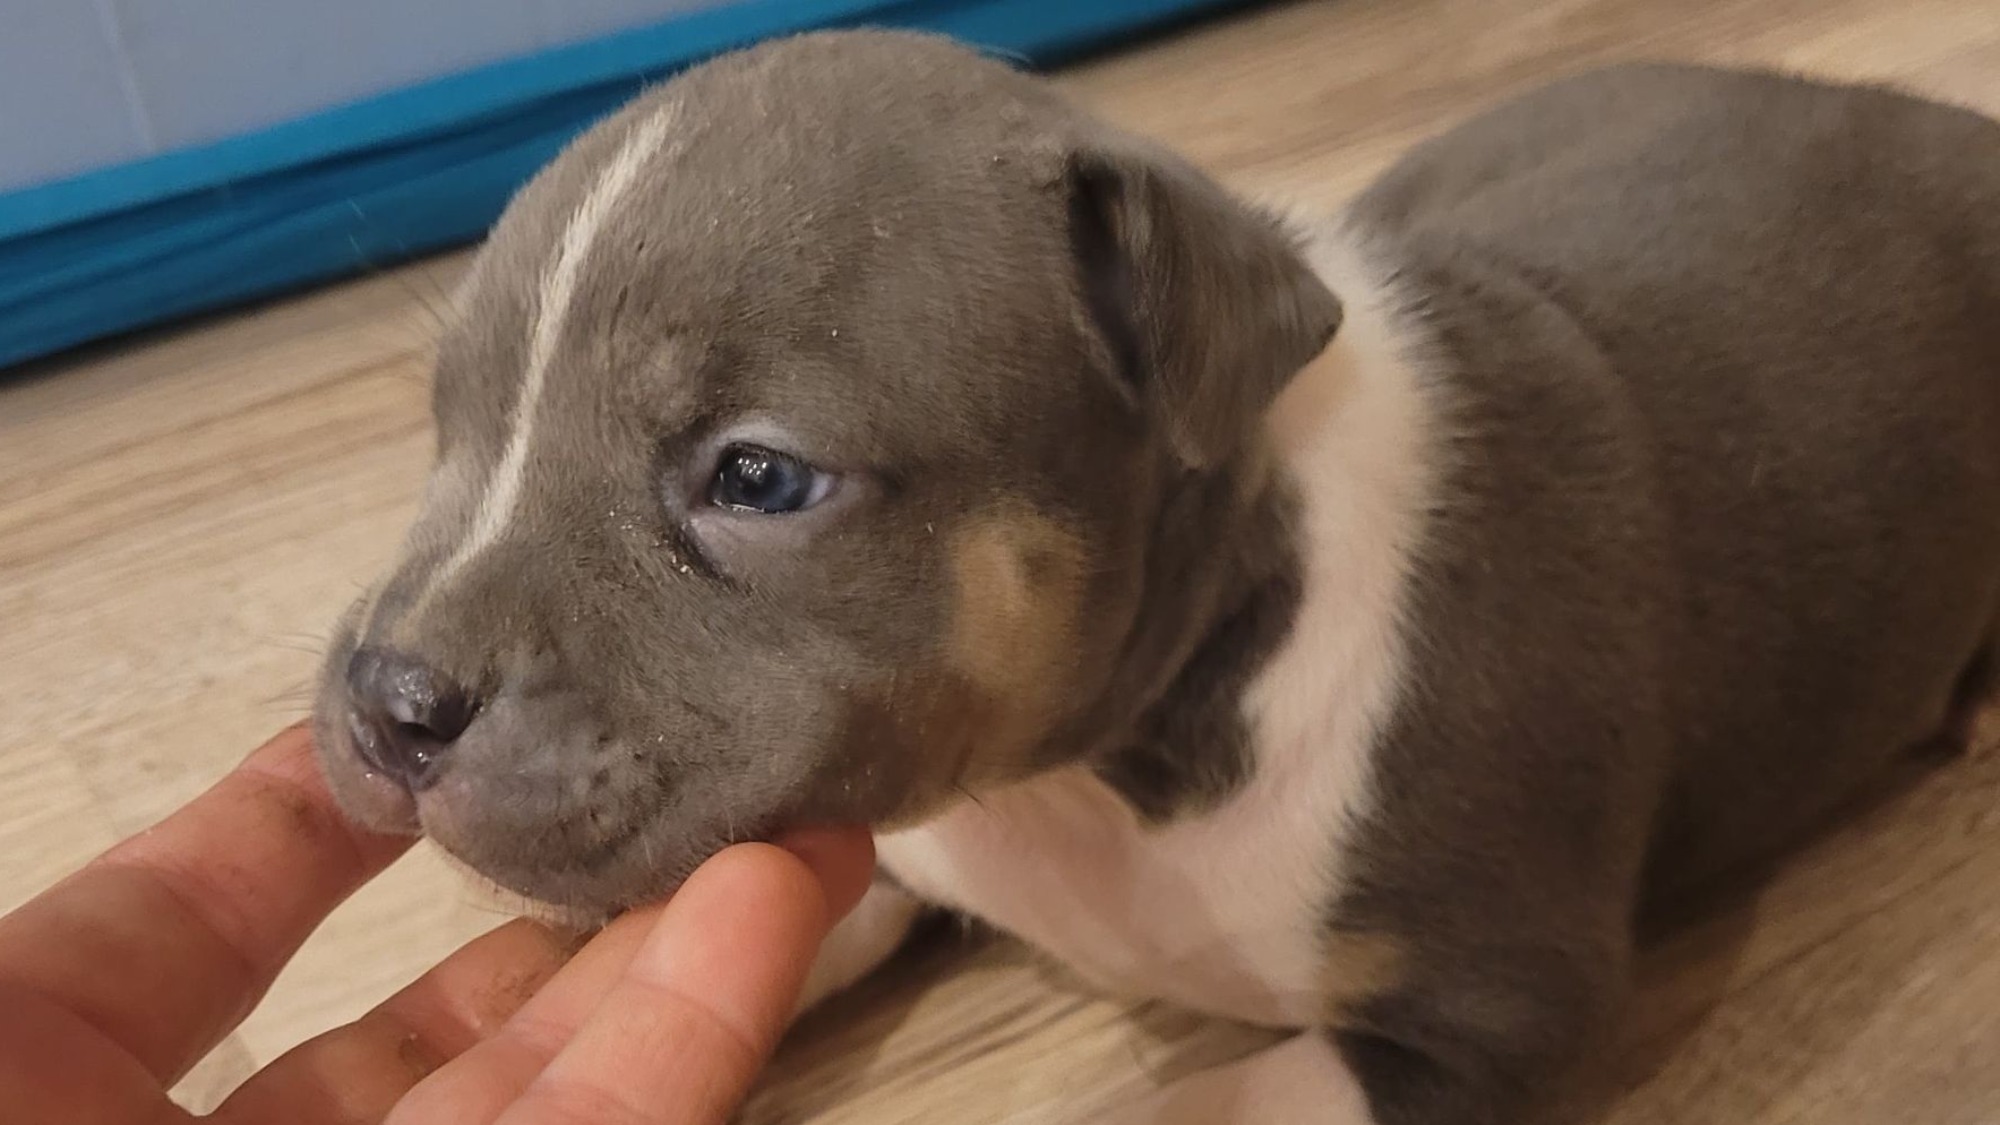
left=1065, top=133, right=1342, bottom=468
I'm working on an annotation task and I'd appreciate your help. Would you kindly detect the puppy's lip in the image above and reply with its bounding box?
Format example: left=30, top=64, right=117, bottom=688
left=313, top=715, right=423, bottom=833
left=341, top=767, right=423, bottom=834
left=419, top=787, right=823, bottom=915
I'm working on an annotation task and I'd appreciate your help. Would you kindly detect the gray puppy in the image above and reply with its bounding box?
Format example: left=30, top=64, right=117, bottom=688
left=313, top=30, right=2000, bottom=1124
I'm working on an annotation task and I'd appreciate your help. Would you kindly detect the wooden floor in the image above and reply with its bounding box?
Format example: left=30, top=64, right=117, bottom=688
left=5, top=0, right=2000, bottom=1119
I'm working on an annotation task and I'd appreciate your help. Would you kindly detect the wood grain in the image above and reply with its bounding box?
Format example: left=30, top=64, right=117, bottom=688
left=4, top=0, right=1998, bottom=1119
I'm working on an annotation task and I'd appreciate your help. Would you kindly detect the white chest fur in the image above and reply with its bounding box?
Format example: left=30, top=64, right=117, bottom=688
left=879, top=229, right=1436, bottom=1028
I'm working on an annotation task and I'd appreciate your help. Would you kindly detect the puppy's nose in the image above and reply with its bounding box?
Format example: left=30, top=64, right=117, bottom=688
left=344, top=647, right=479, bottom=788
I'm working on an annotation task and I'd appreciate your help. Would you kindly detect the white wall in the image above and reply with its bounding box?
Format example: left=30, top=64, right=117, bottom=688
left=0, top=0, right=726, bottom=192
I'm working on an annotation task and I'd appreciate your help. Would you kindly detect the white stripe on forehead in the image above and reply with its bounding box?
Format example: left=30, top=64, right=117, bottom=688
left=407, top=103, right=679, bottom=621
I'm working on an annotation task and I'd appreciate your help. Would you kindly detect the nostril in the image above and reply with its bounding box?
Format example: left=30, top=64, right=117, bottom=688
left=345, top=646, right=482, bottom=786
left=382, top=674, right=477, bottom=744
left=390, top=722, right=447, bottom=774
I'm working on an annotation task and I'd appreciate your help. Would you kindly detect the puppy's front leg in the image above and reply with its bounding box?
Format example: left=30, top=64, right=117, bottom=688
left=1101, top=1035, right=1377, bottom=1125
left=793, top=876, right=927, bottom=1016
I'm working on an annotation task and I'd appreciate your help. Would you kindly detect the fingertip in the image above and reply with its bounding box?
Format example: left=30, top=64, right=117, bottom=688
left=772, top=825, right=876, bottom=923
left=218, top=723, right=411, bottom=870
left=683, top=841, right=830, bottom=925
left=667, top=829, right=872, bottom=951
left=233, top=720, right=318, bottom=781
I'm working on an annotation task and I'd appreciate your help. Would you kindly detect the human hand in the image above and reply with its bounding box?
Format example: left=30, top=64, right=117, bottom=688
left=0, top=723, right=873, bottom=1124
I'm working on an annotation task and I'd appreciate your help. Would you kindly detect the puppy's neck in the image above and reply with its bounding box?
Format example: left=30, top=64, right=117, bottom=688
left=1083, top=222, right=1437, bottom=821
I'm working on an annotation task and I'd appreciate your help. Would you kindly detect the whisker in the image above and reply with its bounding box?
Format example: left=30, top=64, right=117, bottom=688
left=258, top=681, right=319, bottom=709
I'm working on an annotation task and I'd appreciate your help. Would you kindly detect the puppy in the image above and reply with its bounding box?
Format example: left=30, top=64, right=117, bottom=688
left=313, top=30, right=2000, bottom=1124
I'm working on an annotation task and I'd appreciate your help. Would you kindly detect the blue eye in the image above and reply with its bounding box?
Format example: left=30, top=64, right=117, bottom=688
left=709, top=444, right=824, bottom=513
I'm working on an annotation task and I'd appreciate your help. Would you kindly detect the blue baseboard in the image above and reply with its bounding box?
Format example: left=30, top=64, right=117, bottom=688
left=0, top=0, right=1255, bottom=371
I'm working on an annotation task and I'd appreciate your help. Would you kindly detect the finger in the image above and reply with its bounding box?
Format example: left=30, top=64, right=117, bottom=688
left=384, top=903, right=660, bottom=1125
left=0, top=980, right=190, bottom=1125
left=770, top=825, right=877, bottom=919
left=0, top=723, right=410, bottom=1084
left=212, top=919, right=576, bottom=1125
left=492, top=828, right=873, bottom=1125
left=389, top=828, right=870, bottom=1125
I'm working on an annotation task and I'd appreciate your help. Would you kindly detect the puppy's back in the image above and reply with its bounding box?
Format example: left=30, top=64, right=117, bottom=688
left=1348, top=63, right=2000, bottom=889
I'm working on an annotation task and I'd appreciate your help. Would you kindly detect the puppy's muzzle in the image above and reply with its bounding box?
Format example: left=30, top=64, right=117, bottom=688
left=343, top=646, right=481, bottom=790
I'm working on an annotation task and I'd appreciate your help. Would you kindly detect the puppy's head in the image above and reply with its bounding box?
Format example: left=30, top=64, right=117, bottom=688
left=314, top=30, right=1339, bottom=915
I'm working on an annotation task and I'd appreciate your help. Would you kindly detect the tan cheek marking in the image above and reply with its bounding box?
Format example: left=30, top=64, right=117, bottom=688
left=841, top=512, right=1091, bottom=828
left=950, top=515, right=1083, bottom=691
left=1321, top=930, right=1407, bottom=1019
left=940, top=513, right=1090, bottom=783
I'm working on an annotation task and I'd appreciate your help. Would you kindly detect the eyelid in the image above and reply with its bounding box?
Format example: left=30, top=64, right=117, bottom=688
left=703, top=417, right=852, bottom=472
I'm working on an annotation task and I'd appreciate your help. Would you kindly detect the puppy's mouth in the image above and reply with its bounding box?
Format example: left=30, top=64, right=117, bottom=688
left=311, top=696, right=789, bottom=916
